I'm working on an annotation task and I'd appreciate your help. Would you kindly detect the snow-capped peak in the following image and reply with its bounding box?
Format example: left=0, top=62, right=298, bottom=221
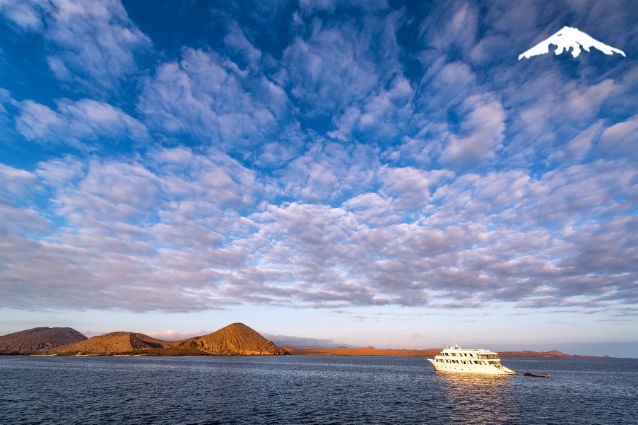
left=518, top=26, right=626, bottom=60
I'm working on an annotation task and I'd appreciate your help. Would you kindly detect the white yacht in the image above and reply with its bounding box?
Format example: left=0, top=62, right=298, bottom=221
left=428, top=344, right=516, bottom=376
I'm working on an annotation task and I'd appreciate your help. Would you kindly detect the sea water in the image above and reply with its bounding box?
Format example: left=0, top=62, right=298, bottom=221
left=1, top=355, right=636, bottom=424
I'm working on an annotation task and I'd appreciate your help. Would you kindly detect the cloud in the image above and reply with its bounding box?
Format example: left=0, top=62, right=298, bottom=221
left=139, top=48, right=284, bottom=148
left=15, top=99, right=147, bottom=148
left=0, top=0, right=151, bottom=95
left=298, top=0, right=388, bottom=16
left=0, top=146, right=263, bottom=311
left=430, top=161, right=636, bottom=226
left=282, top=14, right=399, bottom=119
left=548, top=120, right=604, bottom=164
left=598, top=115, right=638, bottom=159
left=0, top=163, right=36, bottom=199
left=36, top=156, right=86, bottom=187
left=0, top=0, right=637, bottom=317
left=343, top=193, right=399, bottom=226
left=223, top=21, right=262, bottom=69
left=420, top=1, right=479, bottom=56
left=0, top=0, right=45, bottom=30
left=440, top=93, right=506, bottom=166
left=378, top=166, right=445, bottom=211
left=0, top=149, right=637, bottom=311
left=329, top=75, right=414, bottom=142
left=275, top=141, right=379, bottom=201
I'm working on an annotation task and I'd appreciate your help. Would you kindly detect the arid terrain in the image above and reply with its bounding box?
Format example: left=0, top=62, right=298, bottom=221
left=0, top=327, right=87, bottom=354
left=56, top=323, right=285, bottom=356
left=282, top=346, right=606, bottom=358
left=0, top=325, right=607, bottom=357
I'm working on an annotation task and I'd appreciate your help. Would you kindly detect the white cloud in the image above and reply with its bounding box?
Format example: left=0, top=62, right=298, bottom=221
left=0, top=0, right=151, bottom=94
left=343, top=192, right=398, bottom=226
left=16, top=99, right=147, bottom=148
left=1, top=0, right=637, bottom=316
left=0, top=0, right=43, bottom=30
left=598, top=116, right=638, bottom=159
left=0, top=151, right=637, bottom=311
left=329, top=75, right=414, bottom=142
left=419, top=1, right=478, bottom=56
left=0, top=163, right=36, bottom=199
left=139, top=48, right=283, bottom=148
left=276, top=141, right=379, bottom=201
left=223, top=21, right=262, bottom=69
left=282, top=15, right=398, bottom=118
left=440, top=93, right=506, bottom=166
left=36, top=156, right=87, bottom=187
left=549, top=121, right=604, bottom=164
left=379, top=166, right=442, bottom=211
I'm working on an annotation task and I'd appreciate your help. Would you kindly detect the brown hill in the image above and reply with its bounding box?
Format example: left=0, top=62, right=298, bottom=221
left=57, top=332, right=171, bottom=355
left=177, top=323, right=285, bottom=355
left=0, top=327, right=86, bottom=354
left=53, top=323, right=284, bottom=356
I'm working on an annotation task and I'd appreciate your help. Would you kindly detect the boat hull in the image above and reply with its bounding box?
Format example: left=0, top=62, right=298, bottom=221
left=428, top=358, right=516, bottom=376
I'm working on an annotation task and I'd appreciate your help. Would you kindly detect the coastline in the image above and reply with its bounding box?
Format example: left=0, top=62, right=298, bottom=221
left=282, top=346, right=609, bottom=359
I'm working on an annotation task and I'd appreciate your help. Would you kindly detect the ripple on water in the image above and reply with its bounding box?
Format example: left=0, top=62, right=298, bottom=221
left=0, top=356, right=636, bottom=424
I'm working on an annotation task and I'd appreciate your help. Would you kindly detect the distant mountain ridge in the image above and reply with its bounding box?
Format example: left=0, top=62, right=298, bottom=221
left=283, top=346, right=608, bottom=358
left=0, top=327, right=86, bottom=354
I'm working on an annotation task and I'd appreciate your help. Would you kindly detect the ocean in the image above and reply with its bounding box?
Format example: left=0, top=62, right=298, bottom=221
left=1, top=355, right=636, bottom=424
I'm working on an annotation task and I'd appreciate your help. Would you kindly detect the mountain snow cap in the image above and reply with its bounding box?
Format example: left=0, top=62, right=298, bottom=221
left=519, top=26, right=626, bottom=60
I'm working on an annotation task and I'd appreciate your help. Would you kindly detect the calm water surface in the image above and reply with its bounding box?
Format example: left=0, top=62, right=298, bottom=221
left=1, top=356, right=636, bottom=424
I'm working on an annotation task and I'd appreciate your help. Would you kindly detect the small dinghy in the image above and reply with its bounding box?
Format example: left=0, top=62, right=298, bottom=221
left=524, top=372, right=550, bottom=378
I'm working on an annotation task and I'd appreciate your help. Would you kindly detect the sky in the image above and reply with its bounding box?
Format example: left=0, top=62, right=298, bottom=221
left=0, top=0, right=637, bottom=357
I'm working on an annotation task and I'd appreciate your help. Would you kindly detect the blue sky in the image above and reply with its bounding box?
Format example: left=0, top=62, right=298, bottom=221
left=0, top=0, right=637, bottom=356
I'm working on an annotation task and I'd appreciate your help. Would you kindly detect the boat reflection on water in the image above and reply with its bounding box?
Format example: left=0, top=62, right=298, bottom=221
left=436, top=373, right=522, bottom=424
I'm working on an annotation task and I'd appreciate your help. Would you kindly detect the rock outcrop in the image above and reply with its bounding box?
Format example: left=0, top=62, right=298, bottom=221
left=0, top=327, right=87, bottom=354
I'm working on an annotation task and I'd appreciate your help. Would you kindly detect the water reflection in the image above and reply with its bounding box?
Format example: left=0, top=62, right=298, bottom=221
left=436, top=373, right=522, bottom=424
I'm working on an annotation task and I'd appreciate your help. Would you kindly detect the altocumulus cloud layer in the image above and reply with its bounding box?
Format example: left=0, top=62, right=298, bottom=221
left=0, top=0, right=637, bottom=315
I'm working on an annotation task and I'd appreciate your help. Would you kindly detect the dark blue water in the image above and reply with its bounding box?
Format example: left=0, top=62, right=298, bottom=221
left=1, top=356, right=636, bottom=424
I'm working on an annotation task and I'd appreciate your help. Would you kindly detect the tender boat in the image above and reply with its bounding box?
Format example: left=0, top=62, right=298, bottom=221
left=428, top=344, right=516, bottom=375
left=524, top=372, right=550, bottom=378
